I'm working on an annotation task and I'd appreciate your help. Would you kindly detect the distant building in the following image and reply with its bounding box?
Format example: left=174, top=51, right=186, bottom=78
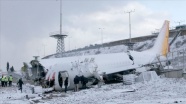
left=175, top=25, right=186, bottom=30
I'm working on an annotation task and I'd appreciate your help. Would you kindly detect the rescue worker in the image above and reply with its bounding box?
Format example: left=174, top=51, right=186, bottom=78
left=74, top=75, right=79, bottom=92
left=17, top=78, right=24, bottom=93
left=0, top=77, right=1, bottom=86
left=4, top=76, right=8, bottom=87
left=64, top=77, right=68, bottom=93
left=1, top=75, right=4, bottom=87
left=9, top=75, right=13, bottom=87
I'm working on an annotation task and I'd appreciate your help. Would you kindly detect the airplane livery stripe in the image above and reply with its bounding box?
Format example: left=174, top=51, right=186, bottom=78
left=161, top=21, right=169, bottom=56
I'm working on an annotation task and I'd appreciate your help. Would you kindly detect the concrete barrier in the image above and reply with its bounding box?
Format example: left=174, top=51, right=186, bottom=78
left=123, top=74, right=135, bottom=85
left=183, top=73, right=186, bottom=79
left=160, top=69, right=183, bottom=78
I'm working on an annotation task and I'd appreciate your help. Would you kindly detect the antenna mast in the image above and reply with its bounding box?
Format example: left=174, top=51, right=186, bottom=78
left=60, top=0, right=62, bottom=34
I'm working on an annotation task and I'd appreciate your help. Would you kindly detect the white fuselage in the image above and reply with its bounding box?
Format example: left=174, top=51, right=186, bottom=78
left=41, top=50, right=157, bottom=90
left=40, top=20, right=170, bottom=90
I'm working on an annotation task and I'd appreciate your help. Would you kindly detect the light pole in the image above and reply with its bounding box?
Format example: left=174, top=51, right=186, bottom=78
left=42, top=44, right=46, bottom=57
left=99, top=28, right=104, bottom=46
left=125, top=10, right=135, bottom=43
left=68, top=37, right=72, bottom=51
left=36, top=49, right=40, bottom=56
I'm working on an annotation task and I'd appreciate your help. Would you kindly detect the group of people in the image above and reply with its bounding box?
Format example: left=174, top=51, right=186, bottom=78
left=1, top=75, right=24, bottom=93
left=44, top=75, right=88, bottom=93
left=74, top=75, right=88, bottom=92
left=1, top=75, right=13, bottom=87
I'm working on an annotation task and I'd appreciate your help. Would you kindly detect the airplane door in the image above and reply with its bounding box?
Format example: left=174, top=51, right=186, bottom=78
left=58, top=71, right=69, bottom=88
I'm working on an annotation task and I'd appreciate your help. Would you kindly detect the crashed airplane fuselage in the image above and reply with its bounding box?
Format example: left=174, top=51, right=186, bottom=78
left=40, top=20, right=170, bottom=91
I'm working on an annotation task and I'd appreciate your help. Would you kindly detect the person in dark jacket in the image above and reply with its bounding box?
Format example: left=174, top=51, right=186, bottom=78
left=1, top=75, right=4, bottom=87
left=59, top=77, right=63, bottom=88
left=74, top=75, right=79, bottom=92
left=84, top=77, right=88, bottom=88
left=64, top=77, right=68, bottom=93
left=17, top=78, right=24, bottom=93
left=127, top=50, right=134, bottom=65
left=81, top=75, right=88, bottom=89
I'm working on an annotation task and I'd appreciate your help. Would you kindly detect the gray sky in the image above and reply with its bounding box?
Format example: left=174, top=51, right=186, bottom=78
left=0, top=0, right=185, bottom=71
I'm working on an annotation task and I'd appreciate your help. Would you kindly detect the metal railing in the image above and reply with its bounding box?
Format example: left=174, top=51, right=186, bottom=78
left=157, top=47, right=186, bottom=70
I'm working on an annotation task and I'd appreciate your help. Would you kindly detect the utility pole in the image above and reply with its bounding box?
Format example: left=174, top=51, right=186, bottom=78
left=125, top=10, right=135, bottom=43
left=99, top=28, right=104, bottom=46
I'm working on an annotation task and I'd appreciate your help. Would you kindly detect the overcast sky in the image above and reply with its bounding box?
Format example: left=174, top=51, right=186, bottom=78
left=0, top=0, right=185, bottom=71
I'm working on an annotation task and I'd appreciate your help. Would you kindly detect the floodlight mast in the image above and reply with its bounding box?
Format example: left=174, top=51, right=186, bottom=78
left=50, top=0, right=67, bottom=54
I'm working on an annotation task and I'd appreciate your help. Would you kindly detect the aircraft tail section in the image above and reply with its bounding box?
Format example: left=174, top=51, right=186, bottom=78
left=150, top=20, right=170, bottom=56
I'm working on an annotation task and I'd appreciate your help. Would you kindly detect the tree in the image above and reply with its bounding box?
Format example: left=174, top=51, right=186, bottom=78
left=7, top=62, right=9, bottom=72
left=21, top=62, right=28, bottom=72
left=10, top=66, right=14, bottom=72
left=21, top=62, right=30, bottom=79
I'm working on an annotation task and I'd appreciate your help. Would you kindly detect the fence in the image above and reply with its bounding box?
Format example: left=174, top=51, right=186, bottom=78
left=154, top=47, right=186, bottom=70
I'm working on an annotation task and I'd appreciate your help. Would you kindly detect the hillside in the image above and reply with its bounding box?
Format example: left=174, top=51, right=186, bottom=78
left=41, top=34, right=186, bottom=70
